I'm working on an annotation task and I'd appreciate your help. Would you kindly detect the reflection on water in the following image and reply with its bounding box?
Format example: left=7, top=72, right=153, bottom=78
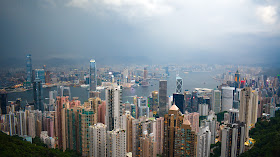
left=8, top=71, right=220, bottom=105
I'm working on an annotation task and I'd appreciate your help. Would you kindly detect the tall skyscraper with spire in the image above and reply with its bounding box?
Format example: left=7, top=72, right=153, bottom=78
left=89, top=59, right=97, bottom=91
left=176, top=75, right=183, bottom=94
left=26, top=54, right=32, bottom=82
left=25, top=54, right=32, bottom=88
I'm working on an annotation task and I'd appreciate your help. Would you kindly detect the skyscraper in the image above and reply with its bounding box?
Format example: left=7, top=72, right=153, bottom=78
left=56, top=96, right=68, bottom=150
left=89, top=59, right=97, bottom=91
left=156, top=117, right=164, bottom=155
left=144, top=67, right=148, bottom=80
left=107, top=129, right=126, bottom=157
left=78, top=107, right=95, bottom=156
left=221, top=87, right=235, bottom=111
left=163, top=104, right=197, bottom=157
left=16, top=111, right=27, bottom=136
left=26, top=54, right=32, bottom=83
left=33, top=77, right=43, bottom=111
left=138, top=97, right=149, bottom=118
left=0, top=90, right=8, bottom=115
left=140, top=131, right=157, bottom=157
left=185, top=112, right=200, bottom=134
left=173, top=93, right=185, bottom=114
left=126, top=113, right=134, bottom=153
left=132, top=119, right=143, bottom=157
left=221, top=122, right=246, bottom=157
left=34, top=69, right=45, bottom=84
left=88, top=97, right=101, bottom=124
left=105, top=85, right=123, bottom=131
left=212, top=90, right=221, bottom=113
left=89, top=123, right=107, bottom=157
left=239, top=87, right=258, bottom=140
left=235, top=70, right=241, bottom=88
left=151, top=91, right=159, bottom=117
left=175, top=76, right=183, bottom=94
left=196, top=126, right=211, bottom=157
left=159, top=80, right=167, bottom=116
left=184, top=91, right=192, bottom=113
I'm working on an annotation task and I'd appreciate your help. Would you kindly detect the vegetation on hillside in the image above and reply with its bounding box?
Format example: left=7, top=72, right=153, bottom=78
left=0, top=132, right=81, bottom=157
left=241, top=110, right=280, bottom=157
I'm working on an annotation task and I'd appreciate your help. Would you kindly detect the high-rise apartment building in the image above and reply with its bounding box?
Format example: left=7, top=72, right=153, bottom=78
left=105, top=85, right=123, bottom=131
left=228, top=109, right=239, bottom=124
left=107, top=129, right=126, bottom=157
left=56, top=96, right=68, bottom=150
left=28, top=112, right=36, bottom=138
left=126, top=113, right=134, bottom=153
left=140, top=131, right=157, bottom=157
left=88, top=97, right=101, bottom=124
left=185, top=112, right=200, bottom=134
left=156, top=117, right=164, bottom=155
left=16, top=110, right=27, bottom=136
left=78, top=107, right=95, bottom=156
left=221, top=123, right=246, bottom=157
left=89, top=123, right=107, bottom=157
left=159, top=80, right=167, bottom=116
left=239, top=87, right=258, bottom=140
left=132, top=119, right=143, bottom=157
left=98, top=101, right=106, bottom=124
left=197, top=126, right=211, bottom=157
left=163, top=105, right=197, bottom=157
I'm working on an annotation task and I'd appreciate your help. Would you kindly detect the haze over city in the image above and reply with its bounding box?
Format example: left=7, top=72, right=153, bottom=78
left=1, top=0, right=280, bottom=66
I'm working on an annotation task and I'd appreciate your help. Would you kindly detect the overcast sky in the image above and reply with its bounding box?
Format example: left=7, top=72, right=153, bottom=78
left=0, top=0, right=280, bottom=67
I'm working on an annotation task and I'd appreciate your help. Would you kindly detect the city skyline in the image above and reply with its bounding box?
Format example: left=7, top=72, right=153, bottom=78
left=1, top=1, right=280, bottom=157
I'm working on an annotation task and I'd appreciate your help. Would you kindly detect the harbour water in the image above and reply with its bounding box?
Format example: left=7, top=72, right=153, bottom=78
left=7, top=71, right=221, bottom=105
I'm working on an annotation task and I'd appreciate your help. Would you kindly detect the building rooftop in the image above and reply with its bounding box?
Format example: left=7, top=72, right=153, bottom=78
left=183, top=119, right=191, bottom=125
left=169, top=104, right=179, bottom=111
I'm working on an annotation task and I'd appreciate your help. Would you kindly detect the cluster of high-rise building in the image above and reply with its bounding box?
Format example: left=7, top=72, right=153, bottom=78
left=0, top=56, right=280, bottom=157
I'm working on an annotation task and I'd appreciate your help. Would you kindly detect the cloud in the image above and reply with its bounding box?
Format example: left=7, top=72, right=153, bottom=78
left=256, top=5, right=278, bottom=24
left=66, top=0, right=173, bottom=17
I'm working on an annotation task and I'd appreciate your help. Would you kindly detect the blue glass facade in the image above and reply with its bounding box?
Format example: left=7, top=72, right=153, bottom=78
left=33, top=77, right=43, bottom=111
left=89, top=59, right=96, bottom=91
left=35, top=69, right=45, bottom=84
left=26, top=54, right=32, bottom=83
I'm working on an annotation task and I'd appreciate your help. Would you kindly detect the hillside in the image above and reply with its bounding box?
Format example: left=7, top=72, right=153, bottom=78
left=241, top=110, right=280, bottom=157
left=0, top=132, right=81, bottom=157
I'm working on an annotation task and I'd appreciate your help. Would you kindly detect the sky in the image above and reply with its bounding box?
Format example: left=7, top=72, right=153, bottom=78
left=0, top=0, right=280, bottom=67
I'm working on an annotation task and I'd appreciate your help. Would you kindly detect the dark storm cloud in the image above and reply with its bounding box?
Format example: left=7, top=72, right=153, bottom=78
left=0, top=0, right=280, bottom=67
